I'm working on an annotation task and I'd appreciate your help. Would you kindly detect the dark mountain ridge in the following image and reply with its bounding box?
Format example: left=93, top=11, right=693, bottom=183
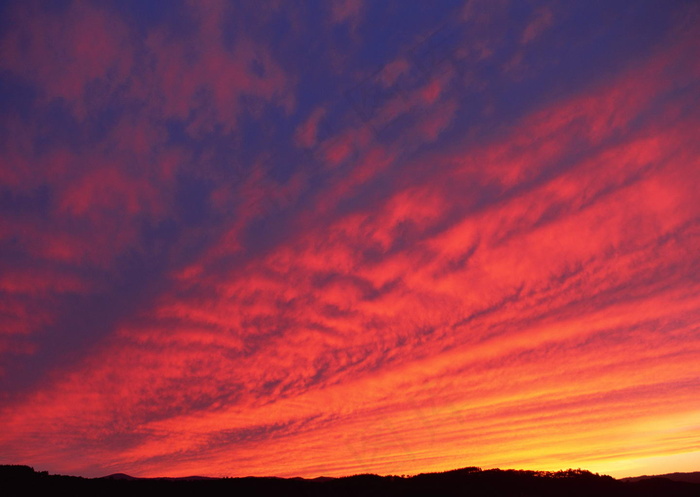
left=101, top=472, right=216, bottom=481
left=620, top=471, right=700, bottom=484
left=2, top=464, right=699, bottom=496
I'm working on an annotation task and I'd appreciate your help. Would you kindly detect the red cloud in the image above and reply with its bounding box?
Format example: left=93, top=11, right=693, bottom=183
left=1, top=0, right=699, bottom=481
left=143, top=6, right=294, bottom=136
left=295, top=108, right=327, bottom=148
left=0, top=1, right=133, bottom=119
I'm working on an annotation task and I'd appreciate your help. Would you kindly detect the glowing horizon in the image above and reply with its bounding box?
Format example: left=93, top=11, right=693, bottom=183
left=1, top=0, right=698, bottom=480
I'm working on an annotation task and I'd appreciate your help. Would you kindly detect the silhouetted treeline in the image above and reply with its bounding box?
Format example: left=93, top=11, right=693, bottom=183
left=2, top=464, right=699, bottom=496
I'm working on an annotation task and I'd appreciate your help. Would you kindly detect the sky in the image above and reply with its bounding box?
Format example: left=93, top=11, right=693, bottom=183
left=0, top=0, right=699, bottom=480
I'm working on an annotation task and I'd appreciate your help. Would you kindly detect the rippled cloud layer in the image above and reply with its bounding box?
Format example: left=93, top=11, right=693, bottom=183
left=1, top=0, right=699, bottom=478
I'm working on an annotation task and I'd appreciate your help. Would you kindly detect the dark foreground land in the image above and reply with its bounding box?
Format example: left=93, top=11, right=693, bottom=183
left=2, top=464, right=700, bottom=496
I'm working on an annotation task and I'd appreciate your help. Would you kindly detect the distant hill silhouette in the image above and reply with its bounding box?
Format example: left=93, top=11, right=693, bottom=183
left=3, top=464, right=700, bottom=496
left=101, top=473, right=139, bottom=480
left=101, top=473, right=216, bottom=481
left=621, top=471, right=700, bottom=484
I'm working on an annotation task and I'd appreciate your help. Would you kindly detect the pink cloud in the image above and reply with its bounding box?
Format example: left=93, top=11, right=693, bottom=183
left=142, top=4, right=294, bottom=136
left=331, top=0, right=365, bottom=26
left=0, top=1, right=133, bottom=119
left=521, top=7, right=554, bottom=44
left=295, top=108, right=326, bottom=148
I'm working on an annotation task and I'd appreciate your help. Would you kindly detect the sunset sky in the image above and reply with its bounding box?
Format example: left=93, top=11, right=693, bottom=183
left=1, top=0, right=699, bottom=479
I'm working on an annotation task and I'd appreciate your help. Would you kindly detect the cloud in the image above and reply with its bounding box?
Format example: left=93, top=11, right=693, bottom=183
left=521, top=7, right=554, bottom=44
left=330, top=0, right=365, bottom=27
left=0, top=0, right=698, bottom=480
left=295, top=108, right=327, bottom=148
left=0, top=0, right=299, bottom=394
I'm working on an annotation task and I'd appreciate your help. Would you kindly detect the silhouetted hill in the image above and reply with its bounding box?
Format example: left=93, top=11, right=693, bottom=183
left=621, top=472, right=700, bottom=484
left=100, top=472, right=217, bottom=481
left=3, top=464, right=700, bottom=496
left=101, top=473, right=139, bottom=480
